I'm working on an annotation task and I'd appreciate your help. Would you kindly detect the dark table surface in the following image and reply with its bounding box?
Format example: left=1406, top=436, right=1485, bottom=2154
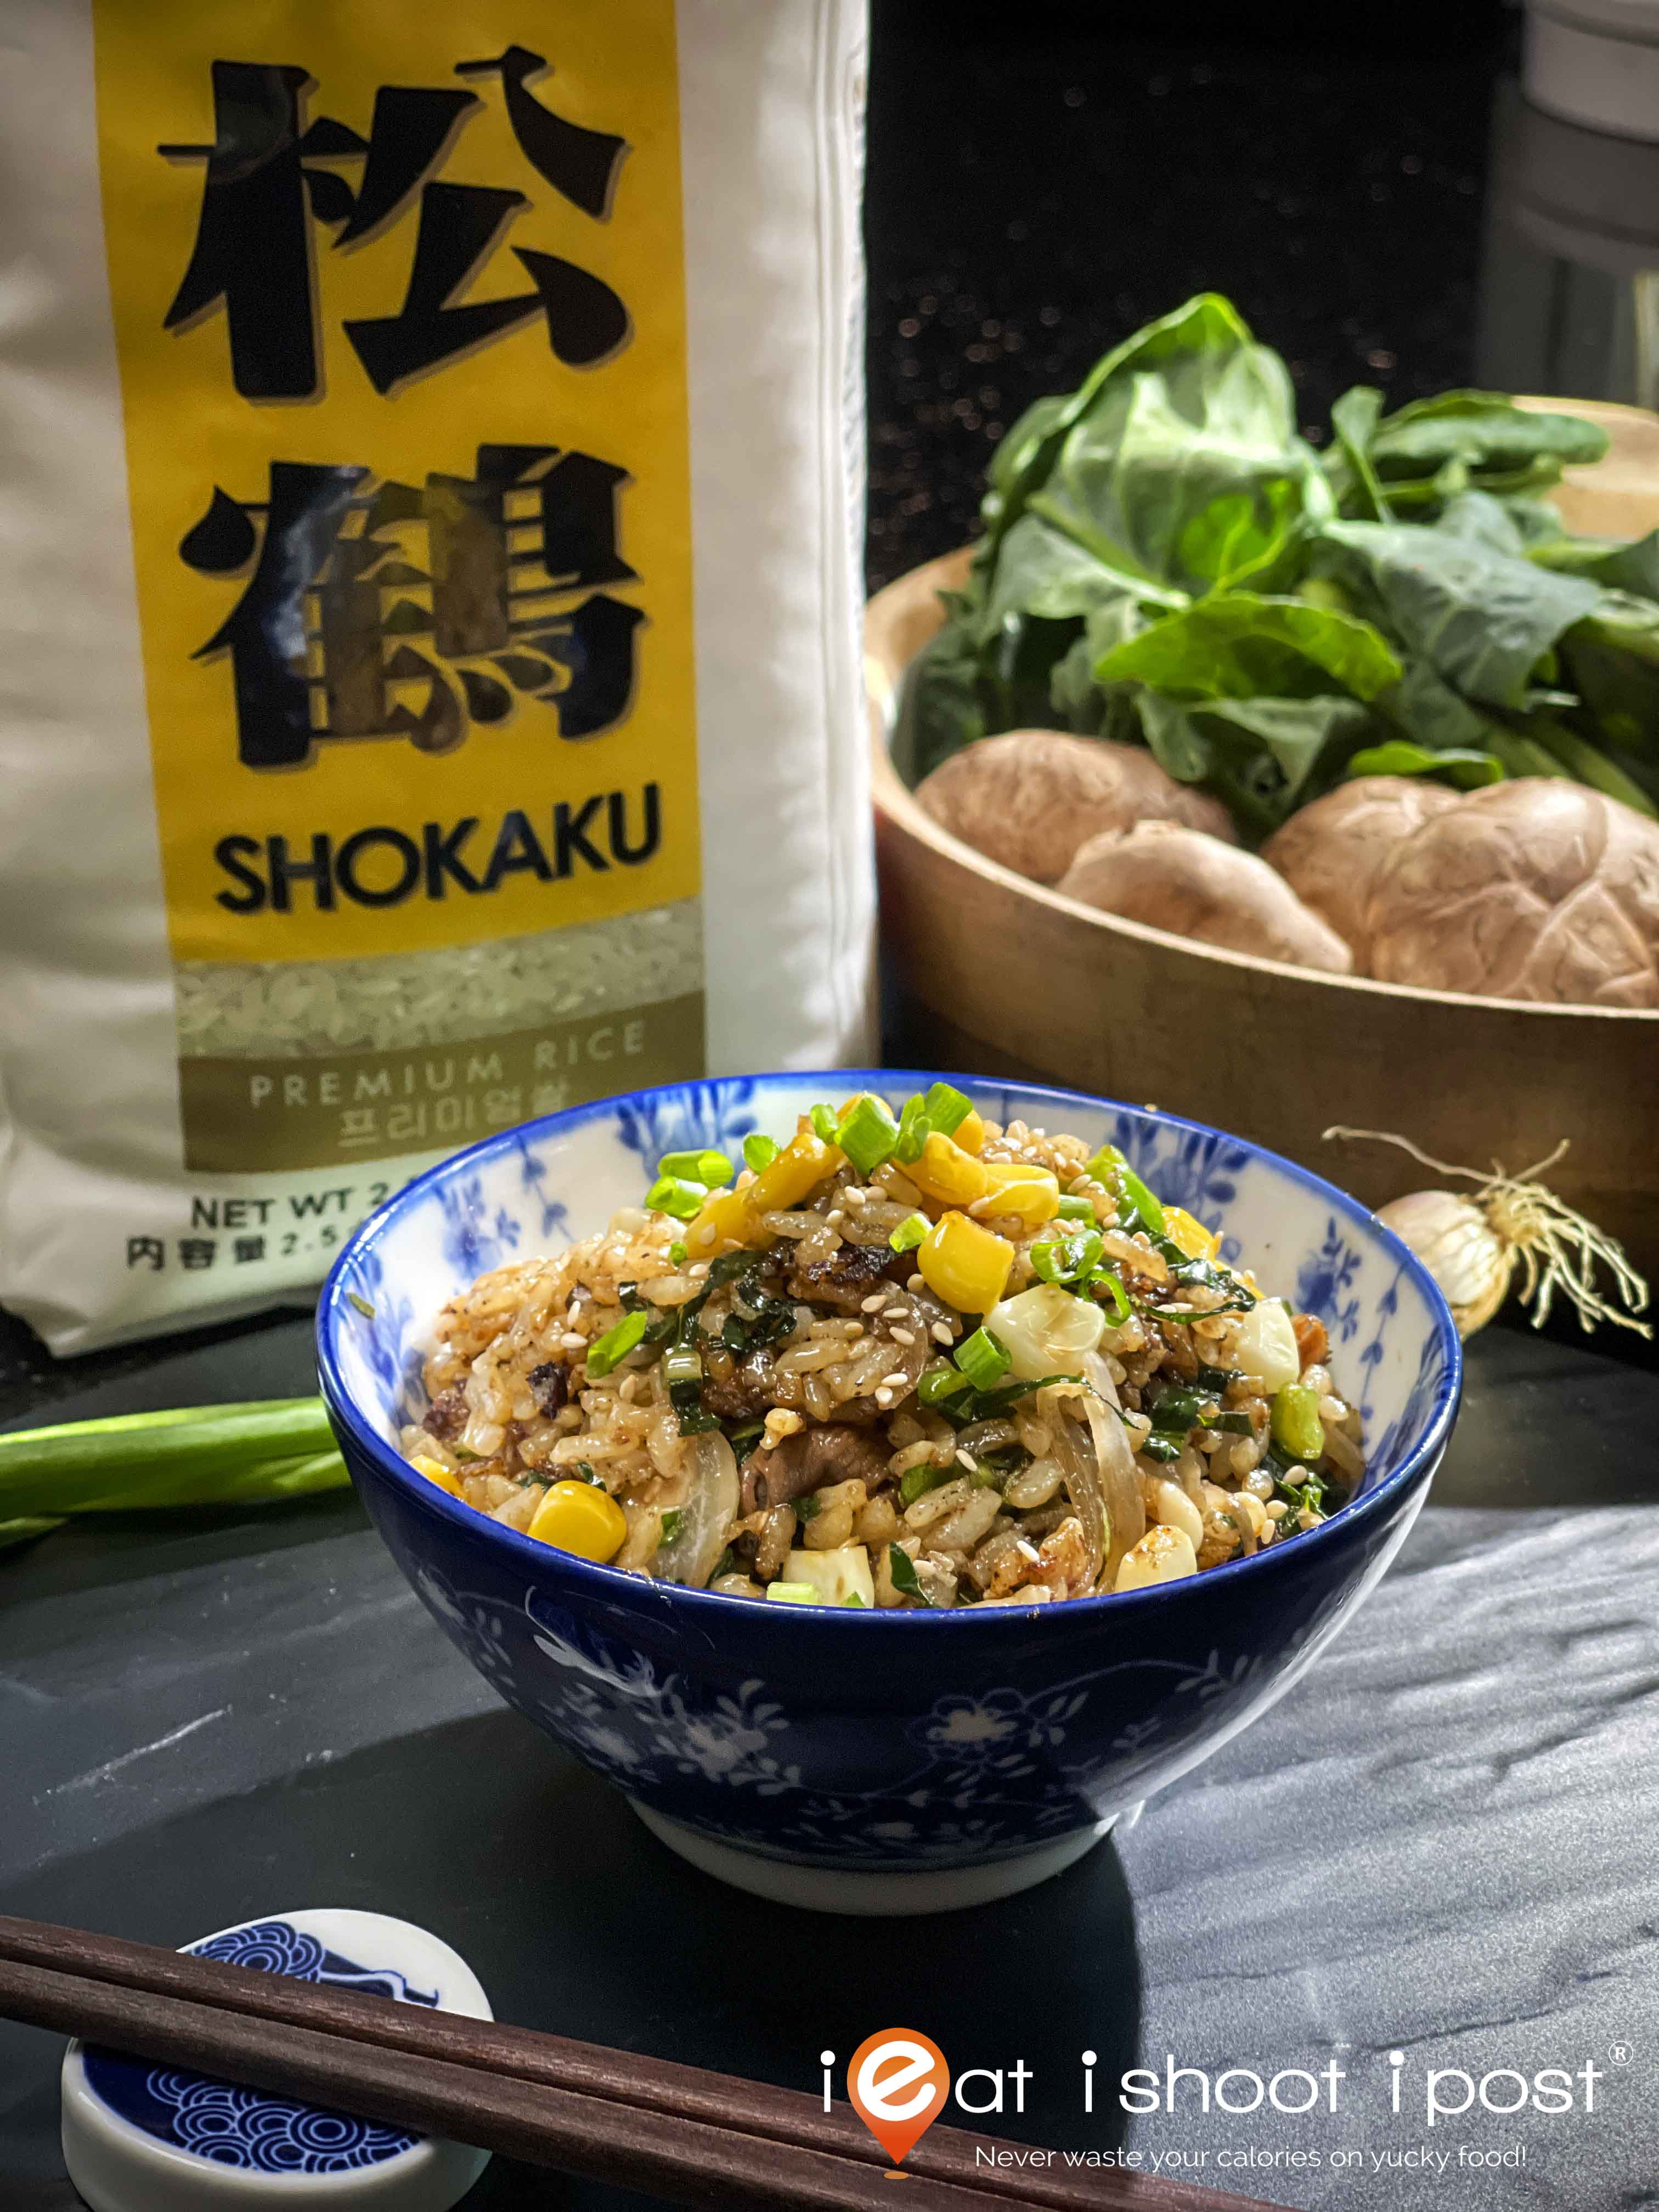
left=4, top=8, right=1658, bottom=2210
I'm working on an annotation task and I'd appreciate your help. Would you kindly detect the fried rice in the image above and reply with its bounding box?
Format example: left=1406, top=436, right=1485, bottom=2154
left=400, top=1086, right=1364, bottom=1609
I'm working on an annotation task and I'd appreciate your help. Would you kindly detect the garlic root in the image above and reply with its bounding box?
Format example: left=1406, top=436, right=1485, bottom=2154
left=1323, top=1127, right=1652, bottom=1342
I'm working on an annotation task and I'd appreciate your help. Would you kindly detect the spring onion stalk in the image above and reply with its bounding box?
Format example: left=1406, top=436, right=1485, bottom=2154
left=657, top=1149, right=733, bottom=1190
left=0, top=1398, right=352, bottom=1546
left=809, top=1104, right=839, bottom=1144
left=955, top=1327, right=1012, bottom=1390
left=922, top=1084, right=973, bottom=1137
left=742, top=1133, right=779, bottom=1174
left=889, top=1212, right=930, bottom=1254
left=1056, top=1194, right=1096, bottom=1222
left=586, top=1311, right=648, bottom=1376
left=917, top=1364, right=973, bottom=1408
left=645, top=1175, right=707, bottom=1221
left=836, top=1094, right=900, bottom=1175
left=893, top=1094, right=932, bottom=1164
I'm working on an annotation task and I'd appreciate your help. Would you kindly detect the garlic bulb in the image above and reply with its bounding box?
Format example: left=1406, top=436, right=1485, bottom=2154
left=1373, top=1190, right=1513, bottom=1337
left=1325, top=1128, right=1651, bottom=1343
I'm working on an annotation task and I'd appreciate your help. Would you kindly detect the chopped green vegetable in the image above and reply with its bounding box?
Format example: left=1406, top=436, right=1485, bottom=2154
left=899, top=1462, right=954, bottom=1508
left=809, top=1104, right=839, bottom=1144
left=766, top=1581, right=819, bottom=1605
left=1031, top=1228, right=1104, bottom=1287
left=922, top=1082, right=974, bottom=1137
left=575, top=1461, right=605, bottom=1486
left=1205, top=1409, right=1256, bottom=1436
left=843, top=1589, right=868, bottom=1607
left=1086, top=1146, right=1164, bottom=1235
left=1091, top=1268, right=1131, bottom=1324
left=836, top=1094, right=900, bottom=1175
left=1055, top=1194, right=1096, bottom=1222
left=887, top=1544, right=935, bottom=1607
left=893, top=1093, right=933, bottom=1164
left=668, top=1241, right=688, bottom=1267
left=708, top=1545, right=737, bottom=1581
left=585, top=1311, right=649, bottom=1376
left=1139, top=1434, right=1183, bottom=1463
left=955, top=1327, right=1012, bottom=1390
left=646, top=1175, right=707, bottom=1221
left=1150, top=1387, right=1206, bottom=1432
left=889, top=1212, right=930, bottom=1254
left=658, top=1149, right=732, bottom=1188
left=658, top=1509, right=685, bottom=1546
left=742, top=1133, right=780, bottom=1173
left=917, top=1363, right=973, bottom=1408
left=1271, top=1381, right=1326, bottom=1464
left=793, top=1490, right=821, bottom=1522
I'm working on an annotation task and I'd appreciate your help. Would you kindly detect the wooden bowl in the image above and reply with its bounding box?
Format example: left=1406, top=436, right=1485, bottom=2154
left=867, top=408, right=1659, bottom=1282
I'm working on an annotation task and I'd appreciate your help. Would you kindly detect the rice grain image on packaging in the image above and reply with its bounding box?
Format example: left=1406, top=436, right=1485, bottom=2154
left=0, top=0, right=873, bottom=1351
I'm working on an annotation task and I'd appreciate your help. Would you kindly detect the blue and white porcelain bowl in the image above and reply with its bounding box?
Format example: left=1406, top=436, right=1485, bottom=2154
left=318, top=1074, right=1460, bottom=1916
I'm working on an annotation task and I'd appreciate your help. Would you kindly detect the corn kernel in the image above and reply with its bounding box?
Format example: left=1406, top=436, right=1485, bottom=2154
left=1164, top=1205, right=1222, bottom=1262
left=685, top=1184, right=765, bottom=1254
left=917, top=1210, right=1014, bottom=1314
left=979, top=1158, right=1060, bottom=1226
left=909, top=1132, right=991, bottom=1208
left=527, top=1479, right=628, bottom=1563
left=747, top=1130, right=842, bottom=1215
left=409, top=1453, right=463, bottom=1498
left=954, top=1109, right=986, bottom=1155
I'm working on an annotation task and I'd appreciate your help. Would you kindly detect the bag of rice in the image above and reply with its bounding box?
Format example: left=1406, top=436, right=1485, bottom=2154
left=0, top=1, right=873, bottom=1352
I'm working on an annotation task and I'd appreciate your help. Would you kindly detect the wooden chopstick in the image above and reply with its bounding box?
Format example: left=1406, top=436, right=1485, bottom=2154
left=0, top=1915, right=1284, bottom=2212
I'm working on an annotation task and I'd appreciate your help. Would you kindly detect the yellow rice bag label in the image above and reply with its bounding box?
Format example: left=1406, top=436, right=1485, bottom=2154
left=90, top=2, right=701, bottom=1165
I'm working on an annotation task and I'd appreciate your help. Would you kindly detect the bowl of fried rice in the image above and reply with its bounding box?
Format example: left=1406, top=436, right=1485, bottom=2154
left=319, top=1071, right=1460, bottom=1915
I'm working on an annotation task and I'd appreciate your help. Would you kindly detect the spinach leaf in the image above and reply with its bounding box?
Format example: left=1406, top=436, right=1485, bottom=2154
left=890, top=606, right=989, bottom=785
left=1345, top=738, right=1505, bottom=789
left=887, top=1543, right=935, bottom=1607
left=1529, top=527, right=1659, bottom=601
left=1559, top=593, right=1659, bottom=758
left=1324, top=385, right=1391, bottom=522
left=1094, top=593, right=1401, bottom=702
left=1139, top=691, right=1379, bottom=824
left=1317, top=516, right=1603, bottom=710
left=1365, top=392, right=1609, bottom=493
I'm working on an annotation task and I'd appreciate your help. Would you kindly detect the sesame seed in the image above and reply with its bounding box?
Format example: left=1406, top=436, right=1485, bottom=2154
left=1017, top=1538, right=1041, bottom=1563
left=890, top=1327, right=916, bottom=1346
left=930, top=1322, right=953, bottom=1344
left=955, top=1448, right=975, bottom=1472
left=874, top=1387, right=893, bottom=1406
left=844, top=1187, right=867, bottom=1210
left=880, top=1370, right=909, bottom=1389
left=560, top=1331, right=587, bottom=1351
left=826, top=1209, right=845, bottom=1226
left=906, top=1273, right=926, bottom=1293
left=861, top=1293, right=885, bottom=1312
left=883, top=1303, right=907, bottom=1319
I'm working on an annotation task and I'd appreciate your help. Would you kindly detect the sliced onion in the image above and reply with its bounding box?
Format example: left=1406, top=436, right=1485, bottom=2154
left=1080, top=1351, right=1144, bottom=1588
left=987, top=1283, right=1107, bottom=1380
left=652, top=1430, right=740, bottom=1588
left=1042, top=1397, right=1107, bottom=1590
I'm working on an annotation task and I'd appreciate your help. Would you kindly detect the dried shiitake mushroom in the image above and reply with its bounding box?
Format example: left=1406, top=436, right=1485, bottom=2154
left=1057, top=820, right=1355, bottom=972
left=913, top=731, right=1236, bottom=885
left=1262, top=775, right=1463, bottom=967
left=1365, top=782, right=1659, bottom=1006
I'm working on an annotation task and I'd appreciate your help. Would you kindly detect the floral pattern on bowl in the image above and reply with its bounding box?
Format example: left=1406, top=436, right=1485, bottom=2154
left=319, top=1073, right=1460, bottom=1899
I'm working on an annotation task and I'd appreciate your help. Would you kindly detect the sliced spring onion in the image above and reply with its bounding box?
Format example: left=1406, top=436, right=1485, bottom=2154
left=585, top=1311, right=649, bottom=1376
left=836, top=1094, right=900, bottom=1175
left=917, top=1363, right=973, bottom=1408
left=889, top=1211, right=930, bottom=1254
left=893, top=1094, right=932, bottom=1164
left=843, top=1589, right=868, bottom=1606
left=1139, top=1434, right=1182, bottom=1463
left=1087, top=1144, right=1165, bottom=1235
left=575, top=1460, right=605, bottom=1486
left=1205, top=1409, right=1256, bottom=1436
left=955, top=1327, right=1012, bottom=1390
left=742, top=1133, right=780, bottom=1173
left=668, top=1242, right=688, bottom=1266
left=1091, top=1268, right=1131, bottom=1324
left=658, top=1148, right=733, bottom=1188
left=1271, top=1382, right=1326, bottom=1464
left=1055, top=1194, right=1096, bottom=1222
left=809, top=1104, right=839, bottom=1143
left=658, top=1508, right=685, bottom=1545
left=646, top=1175, right=707, bottom=1221
left=766, top=1581, right=819, bottom=1605
left=0, top=1399, right=351, bottom=1527
left=1030, top=1228, right=1104, bottom=1287
left=922, top=1082, right=973, bottom=1137
left=899, top=1462, right=954, bottom=1508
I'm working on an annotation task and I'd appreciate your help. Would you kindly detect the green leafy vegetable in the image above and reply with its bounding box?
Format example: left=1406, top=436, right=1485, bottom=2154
left=955, top=1327, right=1012, bottom=1390
left=887, top=1544, right=935, bottom=1608
left=586, top=1312, right=648, bottom=1376
left=890, top=292, right=1657, bottom=834
left=742, top=1134, right=779, bottom=1174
